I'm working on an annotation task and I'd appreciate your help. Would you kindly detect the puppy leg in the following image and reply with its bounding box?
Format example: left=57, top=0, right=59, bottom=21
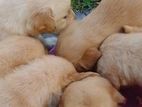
left=123, top=25, right=142, bottom=33
left=75, top=47, right=101, bottom=72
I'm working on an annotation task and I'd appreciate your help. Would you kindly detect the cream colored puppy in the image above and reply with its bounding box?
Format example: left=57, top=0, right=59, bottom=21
left=60, top=74, right=125, bottom=107
left=0, top=55, right=95, bottom=107
left=0, top=0, right=75, bottom=40
left=56, top=0, right=142, bottom=71
left=0, top=36, right=45, bottom=77
left=97, top=33, right=142, bottom=89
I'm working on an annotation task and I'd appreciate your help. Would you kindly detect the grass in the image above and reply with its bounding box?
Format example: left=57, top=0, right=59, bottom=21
left=71, top=0, right=101, bottom=13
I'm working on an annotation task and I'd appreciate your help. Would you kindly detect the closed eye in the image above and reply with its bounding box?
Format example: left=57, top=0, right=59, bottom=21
left=63, top=15, right=67, bottom=19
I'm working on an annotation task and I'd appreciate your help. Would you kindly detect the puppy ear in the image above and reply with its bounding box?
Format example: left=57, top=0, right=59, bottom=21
left=76, top=47, right=101, bottom=72
left=29, top=8, right=55, bottom=35
left=67, top=9, right=75, bottom=24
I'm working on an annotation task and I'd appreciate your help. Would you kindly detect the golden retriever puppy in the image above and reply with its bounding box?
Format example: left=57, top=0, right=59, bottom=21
left=0, top=0, right=75, bottom=40
left=56, top=0, right=142, bottom=71
left=60, top=74, right=125, bottom=107
left=97, top=33, right=142, bottom=89
left=0, top=36, right=45, bottom=77
left=0, top=55, right=94, bottom=107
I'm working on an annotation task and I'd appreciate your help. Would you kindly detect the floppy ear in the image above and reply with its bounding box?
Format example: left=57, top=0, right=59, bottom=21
left=76, top=47, right=101, bottom=72
left=28, top=8, right=56, bottom=36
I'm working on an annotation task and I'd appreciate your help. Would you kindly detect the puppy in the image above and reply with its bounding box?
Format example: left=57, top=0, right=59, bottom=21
left=0, top=0, right=75, bottom=40
left=0, top=55, right=94, bottom=107
left=0, top=36, right=45, bottom=77
left=60, top=73, right=125, bottom=107
left=97, top=33, right=142, bottom=89
left=56, top=0, right=142, bottom=71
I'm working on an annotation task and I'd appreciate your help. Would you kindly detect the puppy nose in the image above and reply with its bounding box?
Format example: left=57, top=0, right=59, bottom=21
left=54, top=27, right=60, bottom=35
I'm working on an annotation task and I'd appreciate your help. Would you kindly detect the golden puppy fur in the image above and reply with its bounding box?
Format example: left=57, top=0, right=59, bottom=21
left=97, top=33, right=142, bottom=89
left=0, top=0, right=74, bottom=40
left=60, top=74, right=125, bottom=107
left=0, top=36, right=45, bottom=77
left=56, top=0, right=142, bottom=71
left=0, top=55, right=95, bottom=107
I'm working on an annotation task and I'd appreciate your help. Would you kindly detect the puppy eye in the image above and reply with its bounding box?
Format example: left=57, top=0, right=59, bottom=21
left=63, top=16, right=67, bottom=19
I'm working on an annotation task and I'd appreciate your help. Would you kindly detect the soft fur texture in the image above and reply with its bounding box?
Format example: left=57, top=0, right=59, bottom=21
left=60, top=74, right=125, bottom=107
left=0, top=0, right=75, bottom=40
left=0, top=36, right=45, bottom=77
left=97, top=33, right=142, bottom=89
left=0, top=55, right=95, bottom=107
left=56, top=0, right=142, bottom=71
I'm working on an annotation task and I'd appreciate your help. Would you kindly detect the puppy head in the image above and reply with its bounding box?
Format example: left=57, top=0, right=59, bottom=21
left=49, top=0, right=75, bottom=33
left=55, top=9, right=75, bottom=33
left=27, top=0, right=74, bottom=36
left=27, top=8, right=55, bottom=36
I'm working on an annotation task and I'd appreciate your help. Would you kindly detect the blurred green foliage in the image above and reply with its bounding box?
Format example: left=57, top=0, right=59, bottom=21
left=72, top=0, right=101, bottom=13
